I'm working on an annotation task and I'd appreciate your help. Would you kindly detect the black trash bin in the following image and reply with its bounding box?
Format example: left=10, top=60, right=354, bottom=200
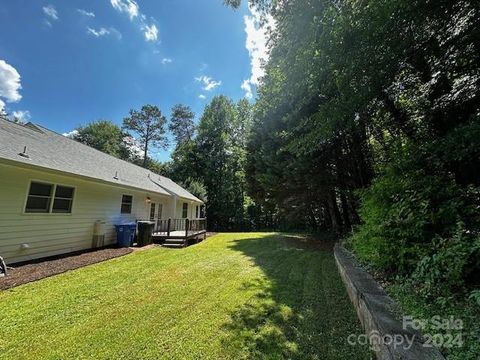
left=137, top=221, right=155, bottom=246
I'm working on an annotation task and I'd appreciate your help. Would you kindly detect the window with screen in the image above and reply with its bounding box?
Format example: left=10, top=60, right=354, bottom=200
left=158, top=204, right=163, bottom=219
left=25, top=182, right=53, bottom=213
left=52, top=185, right=74, bottom=213
left=121, top=195, right=133, bottom=214
left=182, top=203, right=188, bottom=218
left=25, top=182, right=75, bottom=214
left=150, top=203, right=156, bottom=220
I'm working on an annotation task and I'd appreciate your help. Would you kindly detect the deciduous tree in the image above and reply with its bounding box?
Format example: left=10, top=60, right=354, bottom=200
left=74, top=120, right=130, bottom=160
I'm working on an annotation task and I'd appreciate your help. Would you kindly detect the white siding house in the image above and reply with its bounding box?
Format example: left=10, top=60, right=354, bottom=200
left=0, top=119, right=204, bottom=264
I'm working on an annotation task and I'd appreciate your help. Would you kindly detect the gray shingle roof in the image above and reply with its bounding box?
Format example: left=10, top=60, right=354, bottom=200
left=0, top=118, right=202, bottom=203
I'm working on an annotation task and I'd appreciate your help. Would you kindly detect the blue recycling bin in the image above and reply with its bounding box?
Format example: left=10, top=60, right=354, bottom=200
left=115, top=223, right=136, bottom=247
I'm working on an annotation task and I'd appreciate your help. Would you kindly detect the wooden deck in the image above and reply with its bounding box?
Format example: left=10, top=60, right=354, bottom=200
left=150, top=218, right=207, bottom=248
left=152, top=230, right=207, bottom=239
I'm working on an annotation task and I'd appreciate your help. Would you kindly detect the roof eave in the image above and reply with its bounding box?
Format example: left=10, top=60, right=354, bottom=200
left=0, top=157, right=171, bottom=198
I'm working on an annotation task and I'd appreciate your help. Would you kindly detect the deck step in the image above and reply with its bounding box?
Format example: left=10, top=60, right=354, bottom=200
left=162, top=243, right=185, bottom=248
left=164, top=239, right=186, bottom=244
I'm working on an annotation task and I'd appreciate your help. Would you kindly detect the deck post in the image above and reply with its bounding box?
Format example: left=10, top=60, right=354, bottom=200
left=184, top=219, right=190, bottom=247
left=185, top=218, right=189, bottom=237
left=167, top=218, right=171, bottom=237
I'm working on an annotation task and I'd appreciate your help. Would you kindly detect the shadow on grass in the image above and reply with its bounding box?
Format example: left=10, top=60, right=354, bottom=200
left=222, top=234, right=372, bottom=360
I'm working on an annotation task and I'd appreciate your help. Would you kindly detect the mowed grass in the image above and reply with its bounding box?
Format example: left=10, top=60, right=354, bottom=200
left=0, top=233, right=372, bottom=359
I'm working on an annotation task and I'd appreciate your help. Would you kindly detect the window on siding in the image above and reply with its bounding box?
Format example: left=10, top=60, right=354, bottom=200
left=158, top=204, right=163, bottom=219
left=25, top=182, right=53, bottom=213
left=182, top=203, right=188, bottom=218
left=196, top=205, right=199, bottom=218
left=121, top=195, right=133, bottom=214
left=52, top=185, right=74, bottom=213
left=150, top=203, right=156, bottom=221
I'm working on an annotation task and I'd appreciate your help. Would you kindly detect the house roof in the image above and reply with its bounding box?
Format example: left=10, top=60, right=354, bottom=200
left=0, top=118, right=202, bottom=203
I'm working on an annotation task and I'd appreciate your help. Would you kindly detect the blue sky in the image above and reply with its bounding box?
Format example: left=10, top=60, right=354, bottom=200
left=0, top=0, right=265, bottom=161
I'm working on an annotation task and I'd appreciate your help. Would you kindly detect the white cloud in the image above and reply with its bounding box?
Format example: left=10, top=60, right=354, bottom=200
left=199, top=94, right=206, bottom=100
left=123, top=136, right=143, bottom=157
left=241, top=79, right=253, bottom=99
left=87, top=27, right=109, bottom=37
left=195, top=75, right=222, bottom=91
left=110, top=0, right=139, bottom=20
left=87, top=27, right=122, bottom=40
left=63, top=129, right=79, bottom=138
left=12, top=110, right=31, bottom=122
left=42, top=5, right=58, bottom=21
left=241, top=6, right=275, bottom=98
left=0, top=60, right=22, bottom=110
left=143, top=24, right=158, bottom=42
left=0, top=61, right=30, bottom=119
left=110, top=0, right=159, bottom=43
left=77, top=9, right=95, bottom=17
left=161, top=57, right=173, bottom=65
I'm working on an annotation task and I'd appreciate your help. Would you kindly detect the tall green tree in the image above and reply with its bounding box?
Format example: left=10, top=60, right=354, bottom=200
left=169, top=104, right=196, bottom=145
left=180, top=177, right=207, bottom=203
left=123, top=105, right=168, bottom=167
left=73, top=120, right=130, bottom=159
left=168, top=140, right=202, bottom=183
left=167, top=104, right=202, bottom=190
left=195, top=96, right=252, bottom=230
left=237, top=0, right=480, bottom=234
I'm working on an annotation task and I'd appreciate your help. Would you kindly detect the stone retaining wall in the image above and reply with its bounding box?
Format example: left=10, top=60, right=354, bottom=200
left=334, top=245, right=445, bottom=360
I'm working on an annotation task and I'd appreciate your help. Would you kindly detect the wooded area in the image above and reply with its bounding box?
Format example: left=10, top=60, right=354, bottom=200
left=227, top=1, right=479, bottom=358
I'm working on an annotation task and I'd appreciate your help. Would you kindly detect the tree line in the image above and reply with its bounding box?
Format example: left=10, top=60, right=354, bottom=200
left=71, top=97, right=256, bottom=231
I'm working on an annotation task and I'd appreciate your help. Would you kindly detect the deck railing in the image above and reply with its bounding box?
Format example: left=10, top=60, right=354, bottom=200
left=151, top=218, right=207, bottom=237
left=186, top=218, right=207, bottom=236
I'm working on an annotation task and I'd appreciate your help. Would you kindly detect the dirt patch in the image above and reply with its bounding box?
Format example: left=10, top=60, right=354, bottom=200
left=132, top=244, right=161, bottom=251
left=282, top=233, right=335, bottom=252
left=0, top=247, right=133, bottom=291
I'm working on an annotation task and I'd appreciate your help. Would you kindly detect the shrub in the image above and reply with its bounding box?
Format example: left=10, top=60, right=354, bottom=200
left=351, top=130, right=480, bottom=359
left=351, top=144, right=472, bottom=275
left=410, top=224, right=480, bottom=299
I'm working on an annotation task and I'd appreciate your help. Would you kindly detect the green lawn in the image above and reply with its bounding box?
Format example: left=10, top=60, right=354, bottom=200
left=0, top=233, right=371, bottom=359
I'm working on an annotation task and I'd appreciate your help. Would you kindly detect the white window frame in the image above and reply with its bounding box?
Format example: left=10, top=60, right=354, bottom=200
left=182, top=202, right=188, bottom=219
left=149, top=202, right=156, bottom=221
left=51, top=185, right=75, bottom=213
left=157, top=203, right=163, bottom=220
left=23, top=180, right=75, bottom=215
left=120, top=194, right=133, bottom=214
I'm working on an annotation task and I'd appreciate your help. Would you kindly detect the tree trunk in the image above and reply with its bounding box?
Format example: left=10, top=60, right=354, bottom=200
left=326, top=190, right=342, bottom=234
left=340, top=192, right=352, bottom=232
left=381, top=92, right=416, bottom=139
left=143, top=141, right=148, bottom=167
